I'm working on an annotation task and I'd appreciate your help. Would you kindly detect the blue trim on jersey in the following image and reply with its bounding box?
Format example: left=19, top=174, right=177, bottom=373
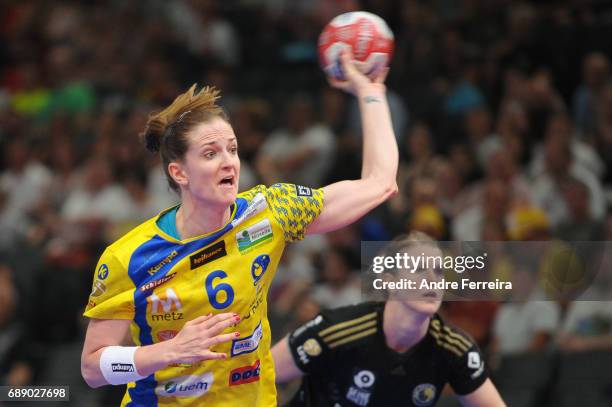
left=125, top=197, right=249, bottom=406
left=156, top=206, right=179, bottom=240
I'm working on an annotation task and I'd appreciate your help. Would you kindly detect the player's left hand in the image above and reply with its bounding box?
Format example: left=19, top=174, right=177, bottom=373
left=327, top=49, right=388, bottom=95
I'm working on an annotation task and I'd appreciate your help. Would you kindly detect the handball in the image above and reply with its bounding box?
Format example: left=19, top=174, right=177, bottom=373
left=318, top=11, right=394, bottom=81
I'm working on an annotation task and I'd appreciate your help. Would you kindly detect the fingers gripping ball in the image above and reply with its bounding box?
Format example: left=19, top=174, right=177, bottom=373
left=318, top=11, right=394, bottom=81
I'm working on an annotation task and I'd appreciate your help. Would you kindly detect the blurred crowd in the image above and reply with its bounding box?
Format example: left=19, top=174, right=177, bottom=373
left=1, top=1, right=612, bottom=406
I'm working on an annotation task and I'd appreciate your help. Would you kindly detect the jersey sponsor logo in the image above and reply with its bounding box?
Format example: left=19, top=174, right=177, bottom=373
left=468, top=351, right=480, bottom=369
left=229, top=360, right=261, bottom=386
left=236, top=219, right=273, bottom=254
left=231, top=321, right=263, bottom=356
left=354, top=370, right=375, bottom=389
left=468, top=351, right=484, bottom=378
left=190, top=241, right=227, bottom=269
left=148, top=250, right=178, bottom=276
left=140, top=273, right=176, bottom=293
left=90, top=280, right=107, bottom=297
left=346, top=369, right=376, bottom=406
left=296, top=344, right=310, bottom=365
left=292, top=315, right=323, bottom=338
left=231, top=193, right=267, bottom=227
left=251, top=254, right=270, bottom=285
left=111, top=363, right=134, bottom=372
left=346, top=387, right=371, bottom=406
left=302, top=339, right=322, bottom=357
left=157, top=330, right=178, bottom=342
left=242, top=284, right=265, bottom=320
left=296, top=185, right=312, bottom=197
left=156, top=373, right=213, bottom=398
left=147, top=288, right=183, bottom=321
left=412, top=383, right=436, bottom=406
left=97, top=264, right=109, bottom=280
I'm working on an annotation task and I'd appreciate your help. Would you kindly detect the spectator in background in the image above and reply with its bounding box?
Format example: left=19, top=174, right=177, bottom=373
left=491, top=299, right=560, bottom=357
left=452, top=179, right=511, bottom=241
left=531, top=125, right=606, bottom=228
left=257, top=94, right=335, bottom=186
left=0, top=264, right=36, bottom=386
left=389, top=123, right=444, bottom=217
left=60, top=156, right=134, bottom=225
left=230, top=99, right=270, bottom=190
left=573, top=52, right=610, bottom=135
left=524, top=68, right=567, bottom=144
left=409, top=204, right=446, bottom=240
left=435, top=160, right=470, bottom=218
left=471, top=100, right=530, bottom=170
left=0, top=139, right=52, bottom=249
left=165, top=0, right=241, bottom=67
left=559, top=300, right=612, bottom=353
left=529, top=113, right=605, bottom=180
left=554, top=177, right=606, bottom=241
left=311, top=246, right=361, bottom=309
left=594, top=83, right=612, bottom=185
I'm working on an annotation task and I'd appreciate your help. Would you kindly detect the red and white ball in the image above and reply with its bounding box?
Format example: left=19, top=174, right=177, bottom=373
left=318, top=11, right=394, bottom=81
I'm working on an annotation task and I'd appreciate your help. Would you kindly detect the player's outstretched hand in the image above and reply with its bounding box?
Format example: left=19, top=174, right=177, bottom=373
left=327, top=49, right=389, bottom=95
left=165, top=312, right=240, bottom=364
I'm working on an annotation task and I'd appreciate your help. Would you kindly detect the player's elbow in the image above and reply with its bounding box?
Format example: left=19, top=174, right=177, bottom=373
left=383, top=181, right=399, bottom=200
left=372, top=179, right=398, bottom=202
left=81, top=358, right=105, bottom=388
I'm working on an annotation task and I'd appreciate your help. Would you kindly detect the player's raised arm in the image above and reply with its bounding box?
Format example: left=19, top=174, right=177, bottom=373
left=81, top=313, right=239, bottom=388
left=306, top=50, right=399, bottom=235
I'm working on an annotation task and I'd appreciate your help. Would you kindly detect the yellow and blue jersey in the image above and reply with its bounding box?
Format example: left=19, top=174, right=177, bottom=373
left=84, top=183, right=324, bottom=407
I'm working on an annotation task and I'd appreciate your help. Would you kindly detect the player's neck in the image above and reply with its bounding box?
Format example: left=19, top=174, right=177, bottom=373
left=383, top=301, right=430, bottom=353
left=176, top=197, right=231, bottom=239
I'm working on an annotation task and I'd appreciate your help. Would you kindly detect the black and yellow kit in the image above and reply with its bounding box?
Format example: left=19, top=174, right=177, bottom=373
left=286, top=302, right=488, bottom=407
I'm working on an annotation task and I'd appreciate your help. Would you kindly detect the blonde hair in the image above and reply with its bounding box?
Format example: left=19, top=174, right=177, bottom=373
left=141, top=84, right=228, bottom=192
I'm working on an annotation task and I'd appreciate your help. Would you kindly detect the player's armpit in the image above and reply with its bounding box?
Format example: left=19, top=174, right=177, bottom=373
left=272, top=336, right=304, bottom=383
left=306, top=178, right=397, bottom=235
left=457, top=379, right=506, bottom=407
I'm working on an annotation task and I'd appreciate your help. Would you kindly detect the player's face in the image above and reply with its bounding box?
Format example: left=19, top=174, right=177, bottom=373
left=180, top=118, right=240, bottom=208
left=390, top=243, right=444, bottom=316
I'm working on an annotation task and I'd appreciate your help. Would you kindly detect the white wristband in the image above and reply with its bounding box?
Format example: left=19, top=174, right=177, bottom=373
left=100, top=346, right=146, bottom=385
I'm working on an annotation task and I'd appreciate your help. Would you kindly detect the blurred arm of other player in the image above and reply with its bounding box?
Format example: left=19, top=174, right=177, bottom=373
left=457, top=379, right=506, bottom=407
left=306, top=50, right=398, bottom=235
left=272, top=336, right=304, bottom=383
left=81, top=313, right=239, bottom=388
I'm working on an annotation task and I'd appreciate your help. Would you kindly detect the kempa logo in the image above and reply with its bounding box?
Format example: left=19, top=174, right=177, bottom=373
left=156, top=373, right=213, bottom=398
left=236, top=219, right=273, bottom=254
left=190, top=241, right=227, bottom=269
left=147, top=251, right=178, bottom=276
left=112, top=363, right=134, bottom=372
left=147, top=288, right=183, bottom=321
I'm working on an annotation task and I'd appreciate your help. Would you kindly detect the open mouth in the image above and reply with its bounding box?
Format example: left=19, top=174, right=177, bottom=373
left=219, top=175, right=235, bottom=188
